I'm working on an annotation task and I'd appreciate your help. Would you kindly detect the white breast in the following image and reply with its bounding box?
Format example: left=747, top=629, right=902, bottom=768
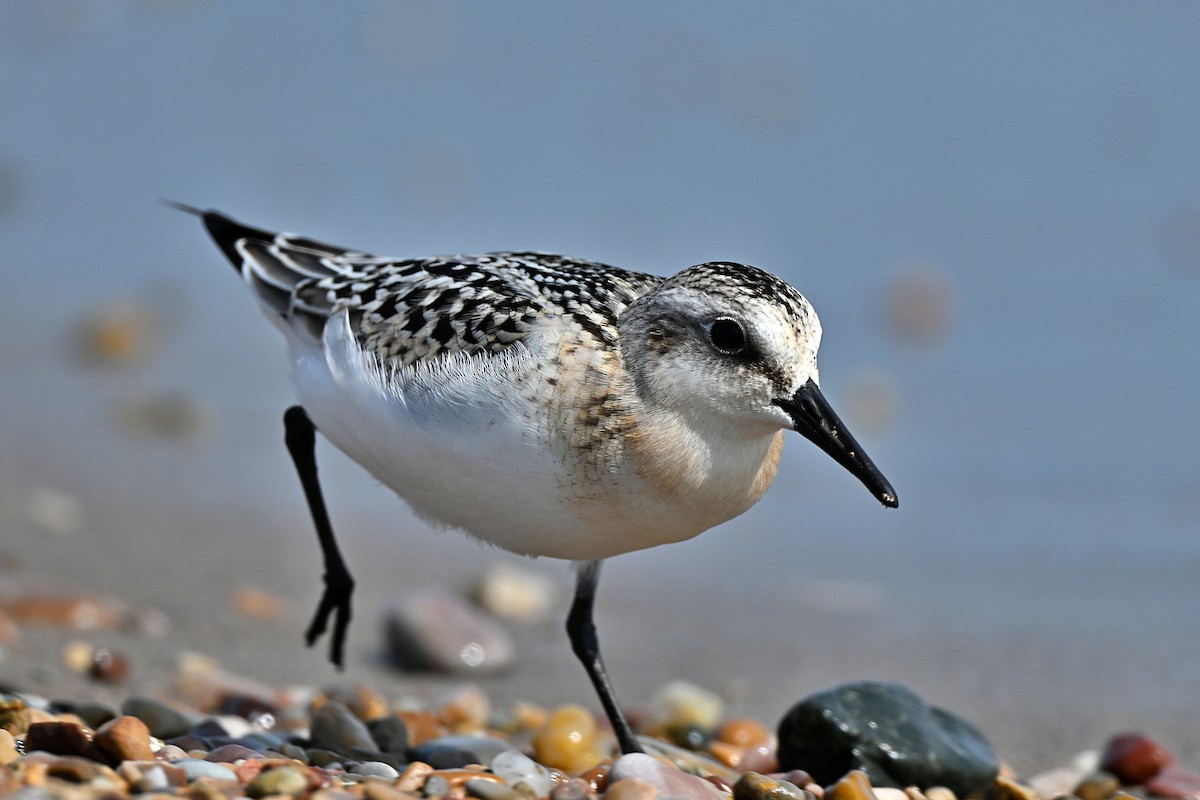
left=286, top=314, right=780, bottom=561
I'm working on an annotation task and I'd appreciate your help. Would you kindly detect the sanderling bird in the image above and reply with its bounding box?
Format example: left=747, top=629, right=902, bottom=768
left=172, top=204, right=897, bottom=754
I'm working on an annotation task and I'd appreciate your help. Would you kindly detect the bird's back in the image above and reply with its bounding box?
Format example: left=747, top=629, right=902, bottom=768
left=196, top=209, right=663, bottom=368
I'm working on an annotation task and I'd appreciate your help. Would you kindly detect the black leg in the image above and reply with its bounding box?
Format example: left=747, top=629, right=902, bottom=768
left=283, top=405, right=355, bottom=668
left=567, top=560, right=642, bottom=754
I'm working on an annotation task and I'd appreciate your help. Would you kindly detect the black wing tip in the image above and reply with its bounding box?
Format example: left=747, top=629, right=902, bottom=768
left=163, top=200, right=278, bottom=271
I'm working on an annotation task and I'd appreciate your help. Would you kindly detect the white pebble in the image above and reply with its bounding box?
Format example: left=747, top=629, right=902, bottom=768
left=475, top=562, right=558, bottom=622
left=492, top=749, right=553, bottom=798
left=646, top=680, right=723, bottom=729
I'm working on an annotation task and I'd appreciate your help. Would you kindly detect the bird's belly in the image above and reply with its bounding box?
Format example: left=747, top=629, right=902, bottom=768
left=288, top=323, right=718, bottom=561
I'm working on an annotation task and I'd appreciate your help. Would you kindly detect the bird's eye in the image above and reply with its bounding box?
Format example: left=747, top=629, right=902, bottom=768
left=707, top=317, right=748, bottom=355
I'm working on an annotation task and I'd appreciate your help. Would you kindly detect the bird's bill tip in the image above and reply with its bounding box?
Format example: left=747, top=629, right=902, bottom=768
left=775, top=379, right=898, bottom=510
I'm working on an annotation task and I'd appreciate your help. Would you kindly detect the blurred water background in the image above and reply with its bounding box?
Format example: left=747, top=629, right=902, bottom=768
left=1, top=2, right=1199, bottom=772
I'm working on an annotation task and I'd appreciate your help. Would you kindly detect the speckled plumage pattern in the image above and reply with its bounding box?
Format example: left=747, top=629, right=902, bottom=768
left=242, top=234, right=662, bottom=367
left=183, top=207, right=892, bottom=563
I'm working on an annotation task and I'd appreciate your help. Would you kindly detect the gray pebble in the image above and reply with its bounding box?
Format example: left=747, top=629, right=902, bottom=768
left=492, top=749, right=553, bottom=798
left=122, top=695, right=194, bottom=739
left=468, top=778, right=523, bottom=800
left=310, top=700, right=378, bottom=753
left=279, top=742, right=309, bottom=763
left=173, top=758, right=238, bottom=783
left=384, top=590, right=515, bottom=674
left=205, top=743, right=264, bottom=762
left=157, top=744, right=189, bottom=761
left=351, top=761, right=401, bottom=780
left=425, top=774, right=452, bottom=797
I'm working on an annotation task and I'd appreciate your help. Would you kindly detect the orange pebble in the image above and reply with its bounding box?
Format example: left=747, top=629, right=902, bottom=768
left=396, top=710, right=444, bottom=745
left=707, top=739, right=745, bottom=769
left=532, top=704, right=604, bottom=774
left=715, top=717, right=770, bottom=748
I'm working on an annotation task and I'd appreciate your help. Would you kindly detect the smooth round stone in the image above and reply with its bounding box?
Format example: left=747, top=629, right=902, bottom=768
left=94, top=715, right=155, bottom=761
left=206, top=742, right=265, bottom=762
left=552, top=777, right=596, bottom=800
left=279, top=742, right=310, bottom=763
left=368, top=715, right=411, bottom=756
left=24, top=720, right=92, bottom=757
left=248, top=765, right=309, bottom=798
left=475, top=562, right=558, bottom=622
left=157, top=744, right=189, bottom=760
left=611, top=753, right=727, bottom=800
left=492, top=748, right=554, bottom=797
left=172, top=758, right=238, bottom=783
left=777, top=681, right=998, bottom=797
left=1101, top=734, right=1174, bottom=785
left=467, top=778, right=524, bottom=800
left=532, top=705, right=603, bottom=774
left=352, top=760, right=402, bottom=780
left=733, top=772, right=807, bottom=800
left=1075, top=772, right=1121, bottom=800
left=606, top=777, right=659, bottom=800
left=311, top=700, right=378, bottom=753
left=413, top=741, right=480, bottom=769
left=716, top=718, right=771, bottom=749
left=425, top=774, right=452, bottom=797
left=384, top=590, right=515, bottom=675
left=121, top=695, right=194, bottom=740
left=647, top=681, right=724, bottom=731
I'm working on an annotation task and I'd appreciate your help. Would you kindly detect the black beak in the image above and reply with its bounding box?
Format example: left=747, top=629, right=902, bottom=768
left=774, top=379, right=898, bottom=508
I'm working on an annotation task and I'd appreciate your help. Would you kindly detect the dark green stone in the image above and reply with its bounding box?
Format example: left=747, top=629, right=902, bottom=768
left=777, top=680, right=998, bottom=797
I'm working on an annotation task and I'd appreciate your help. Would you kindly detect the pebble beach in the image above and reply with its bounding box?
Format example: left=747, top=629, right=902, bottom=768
left=1, top=585, right=1198, bottom=800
